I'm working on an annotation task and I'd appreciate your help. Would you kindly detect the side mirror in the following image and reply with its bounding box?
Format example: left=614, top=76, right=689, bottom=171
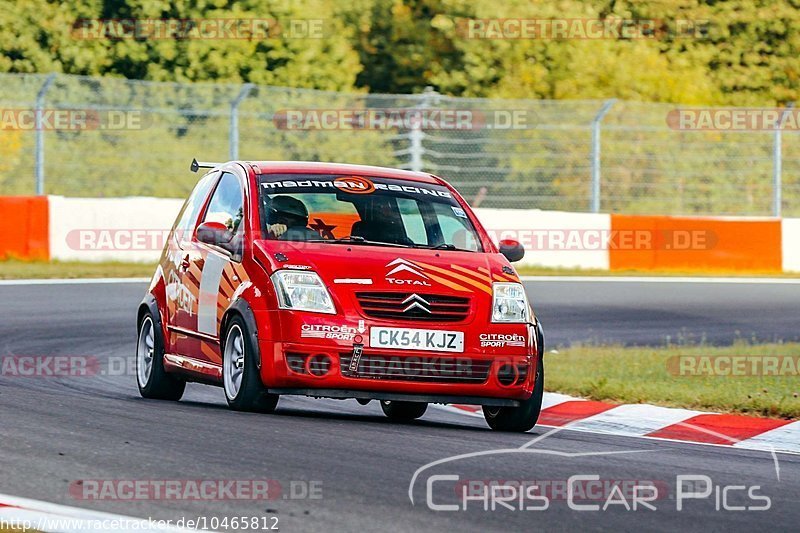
left=499, top=239, right=525, bottom=263
left=196, top=221, right=233, bottom=247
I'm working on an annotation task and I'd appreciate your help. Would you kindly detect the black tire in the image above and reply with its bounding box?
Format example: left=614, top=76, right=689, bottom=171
left=136, top=311, right=185, bottom=401
left=483, top=357, right=544, bottom=432
left=380, top=400, right=428, bottom=421
left=222, top=315, right=279, bottom=413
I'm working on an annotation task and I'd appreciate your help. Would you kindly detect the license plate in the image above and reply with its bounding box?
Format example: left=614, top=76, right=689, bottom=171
left=369, top=327, right=464, bottom=353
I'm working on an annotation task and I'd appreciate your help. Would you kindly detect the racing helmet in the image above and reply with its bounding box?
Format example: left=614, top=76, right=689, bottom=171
left=270, top=195, right=309, bottom=227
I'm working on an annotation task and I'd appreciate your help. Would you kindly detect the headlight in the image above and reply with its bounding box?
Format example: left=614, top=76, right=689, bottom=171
left=271, top=270, right=336, bottom=314
left=491, top=282, right=530, bottom=323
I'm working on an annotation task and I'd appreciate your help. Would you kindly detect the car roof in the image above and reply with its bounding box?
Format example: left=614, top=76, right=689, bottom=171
left=247, top=161, right=443, bottom=185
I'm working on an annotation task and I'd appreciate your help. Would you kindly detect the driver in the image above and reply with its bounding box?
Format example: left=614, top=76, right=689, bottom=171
left=351, top=198, right=413, bottom=245
left=266, top=196, right=319, bottom=241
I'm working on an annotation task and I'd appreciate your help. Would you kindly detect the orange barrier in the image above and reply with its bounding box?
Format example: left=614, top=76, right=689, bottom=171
left=0, top=197, right=49, bottom=260
left=0, top=197, right=788, bottom=273
left=307, top=212, right=361, bottom=239
left=609, top=214, right=782, bottom=273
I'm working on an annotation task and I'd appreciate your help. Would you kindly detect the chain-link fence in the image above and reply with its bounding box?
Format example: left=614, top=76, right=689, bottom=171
left=1, top=72, right=798, bottom=216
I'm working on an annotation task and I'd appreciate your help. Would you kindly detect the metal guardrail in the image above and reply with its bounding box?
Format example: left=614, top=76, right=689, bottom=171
left=0, top=72, right=797, bottom=216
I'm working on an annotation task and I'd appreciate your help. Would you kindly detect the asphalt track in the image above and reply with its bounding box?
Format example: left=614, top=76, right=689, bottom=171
left=1, top=280, right=799, bottom=532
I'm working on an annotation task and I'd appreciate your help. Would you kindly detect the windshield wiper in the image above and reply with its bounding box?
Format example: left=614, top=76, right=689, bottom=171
left=309, top=235, right=365, bottom=244
left=414, top=243, right=474, bottom=252
left=304, top=236, right=412, bottom=248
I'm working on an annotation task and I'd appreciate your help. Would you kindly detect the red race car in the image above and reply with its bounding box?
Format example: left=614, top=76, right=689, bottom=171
left=136, top=160, right=544, bottom=431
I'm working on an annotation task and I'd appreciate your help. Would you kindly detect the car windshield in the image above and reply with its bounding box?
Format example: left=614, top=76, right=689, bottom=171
left=259, top=174, right=482, bottom=252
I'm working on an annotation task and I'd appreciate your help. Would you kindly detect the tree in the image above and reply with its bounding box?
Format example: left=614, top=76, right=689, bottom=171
left=0, top=0, right=363, bottom=91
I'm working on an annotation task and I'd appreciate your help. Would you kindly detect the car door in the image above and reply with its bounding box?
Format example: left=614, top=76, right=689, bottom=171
left=177, top=171, right=246, bottom=365
left=165, top=170, right=218, bottom=353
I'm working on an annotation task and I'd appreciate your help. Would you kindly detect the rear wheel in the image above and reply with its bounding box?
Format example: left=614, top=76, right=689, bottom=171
left=483, top=357, right=544, bottom=432
left=380, top=400, right=428, bottom=421
left=136, top=311, right=185, bottom=401
left=223, top=315, right=279, bottom=413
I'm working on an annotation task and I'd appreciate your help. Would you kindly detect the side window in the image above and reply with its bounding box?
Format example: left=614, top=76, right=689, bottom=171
left=202, top=172, right=244, bottom=234
left=174, top=171, right=217, bottom=242
left=397, top=198, right=427, bottom=244
left=434, top=203, right=478, bottom=251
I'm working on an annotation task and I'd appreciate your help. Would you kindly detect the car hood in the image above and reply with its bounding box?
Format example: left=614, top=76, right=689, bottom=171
left=253, top=240, right=518, bottom=299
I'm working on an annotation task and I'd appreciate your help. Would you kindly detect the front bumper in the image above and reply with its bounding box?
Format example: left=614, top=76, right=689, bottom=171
left=257, top=311, right=539, bottom=402
left=266, top=388, right=521, bottom=407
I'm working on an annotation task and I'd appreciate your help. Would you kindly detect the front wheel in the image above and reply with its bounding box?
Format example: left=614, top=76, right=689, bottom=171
left=136, top=311, right=185, bottom=401
left=483, top=358, right=544, bottom=432
left=380, top=400, right=428, bottom=421
left=223, top=316, right=279, bottom=413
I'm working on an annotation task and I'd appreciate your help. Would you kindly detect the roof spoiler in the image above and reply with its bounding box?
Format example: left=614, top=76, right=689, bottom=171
left=190, top=158, right=223, bottom=173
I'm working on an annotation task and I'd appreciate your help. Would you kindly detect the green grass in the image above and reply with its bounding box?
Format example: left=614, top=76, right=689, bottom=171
left=547, top=342, right=800, bottom=419
left=0, top=259, right=155, bottom=280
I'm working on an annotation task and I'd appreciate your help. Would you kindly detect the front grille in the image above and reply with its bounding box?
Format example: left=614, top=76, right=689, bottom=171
left=340, top=352, right=490, bottom=383
left=356, top=292, right=470, bottom=322
left=286, top=352, right=309, bottom=374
